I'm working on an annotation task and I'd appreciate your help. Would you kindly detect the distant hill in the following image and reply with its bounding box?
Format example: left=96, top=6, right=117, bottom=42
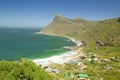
left=41, top=14, right=120, bottom=57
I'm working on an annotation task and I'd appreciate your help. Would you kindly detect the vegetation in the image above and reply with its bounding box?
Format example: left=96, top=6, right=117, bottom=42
left=48, top=57, right=120, bottom=80
left=67, top=17, right=120, bottom=59
left=41, top=14, right=120, bottom=58
left=0, top=59, right=53, bottom=80
left=41, top=14, right=120, bottom=79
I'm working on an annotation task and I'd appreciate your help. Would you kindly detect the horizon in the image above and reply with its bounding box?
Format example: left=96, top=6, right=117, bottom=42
left=0, top=0, right=120, bottom=28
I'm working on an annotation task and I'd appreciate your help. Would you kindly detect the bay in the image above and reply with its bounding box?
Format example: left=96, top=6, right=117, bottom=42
left=0, top=28, right=76, bottom=60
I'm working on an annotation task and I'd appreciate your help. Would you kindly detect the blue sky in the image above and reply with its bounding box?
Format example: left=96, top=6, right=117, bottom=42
left=0, top=0, right=120, bottom=28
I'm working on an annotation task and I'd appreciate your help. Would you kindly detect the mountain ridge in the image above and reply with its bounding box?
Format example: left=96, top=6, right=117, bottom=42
left=41, top=14, right=120, bottom=57
left=41, top=14, right=97, bottom=35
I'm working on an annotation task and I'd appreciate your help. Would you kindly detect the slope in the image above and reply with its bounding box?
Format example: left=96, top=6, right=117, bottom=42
left=41, top=14, right=120, bottom=58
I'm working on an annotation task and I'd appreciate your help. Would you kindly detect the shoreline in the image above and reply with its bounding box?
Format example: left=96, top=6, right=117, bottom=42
left=36, top=32, right=82, bottom=47
left=33, top=50, right=78, bottom=66
left=33, top=32, right=83, bottom=66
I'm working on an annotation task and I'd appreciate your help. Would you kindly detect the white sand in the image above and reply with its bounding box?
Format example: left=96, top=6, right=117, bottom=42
left=33, top=51, right=78, bottom=66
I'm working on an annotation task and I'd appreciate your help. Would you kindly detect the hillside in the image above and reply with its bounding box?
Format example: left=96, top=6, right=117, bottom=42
left=41, top=14, right=97, bottom=35
left=41, top=14, right=120, bottom=79
left=41, top=14, right=120, bottom=58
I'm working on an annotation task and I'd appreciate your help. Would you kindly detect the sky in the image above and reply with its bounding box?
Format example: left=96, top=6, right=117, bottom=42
left=0, top=0, right=120, bottom=28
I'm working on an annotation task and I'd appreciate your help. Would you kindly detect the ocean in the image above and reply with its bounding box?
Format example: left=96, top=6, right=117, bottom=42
left=0, top=28, right=76, bottom=60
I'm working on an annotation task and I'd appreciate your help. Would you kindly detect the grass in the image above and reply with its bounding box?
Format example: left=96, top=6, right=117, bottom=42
left=41, top=15, right=120, bottom=79
left=50, top=59, right=120, bottom=80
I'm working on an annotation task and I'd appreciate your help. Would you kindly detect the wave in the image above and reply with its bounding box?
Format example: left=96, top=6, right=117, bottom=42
left=67, top=39, right=71, bottom=41
left=63, top=46, right=73, bottom=50
left=34, top=32, right=41, bottom=34
left=33, top=50, right=78, bottom=66
left=45, top=48, right=63, bottom=52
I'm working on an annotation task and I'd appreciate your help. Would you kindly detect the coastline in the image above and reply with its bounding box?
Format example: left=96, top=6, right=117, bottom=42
left=33, top=32, right=83, bottom=66
left=36, top=32, right=82, bottom=46
left=33, top=50, right=78, bottom=66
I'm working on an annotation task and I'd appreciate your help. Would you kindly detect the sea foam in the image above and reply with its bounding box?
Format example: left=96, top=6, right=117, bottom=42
left=33, top=50, right=77, bottom=66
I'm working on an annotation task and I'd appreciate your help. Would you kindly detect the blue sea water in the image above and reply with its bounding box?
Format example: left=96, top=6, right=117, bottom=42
left=0, top=28, right=76, bottom=60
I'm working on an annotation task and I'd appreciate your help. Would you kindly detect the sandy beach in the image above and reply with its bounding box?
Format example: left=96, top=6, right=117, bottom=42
left=33, top=32, right=83, bottom=66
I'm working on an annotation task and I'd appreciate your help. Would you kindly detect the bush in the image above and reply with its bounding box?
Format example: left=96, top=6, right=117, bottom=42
left=0, top=59, right=53, bottom=80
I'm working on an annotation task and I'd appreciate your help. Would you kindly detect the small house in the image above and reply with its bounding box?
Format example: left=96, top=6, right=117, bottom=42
left=101, top=59, right=110, bottom=62
left=78, top=74, right=89, bottom=80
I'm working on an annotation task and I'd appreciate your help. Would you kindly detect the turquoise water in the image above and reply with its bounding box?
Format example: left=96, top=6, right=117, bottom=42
left=0, top=28, right=76, bottom=60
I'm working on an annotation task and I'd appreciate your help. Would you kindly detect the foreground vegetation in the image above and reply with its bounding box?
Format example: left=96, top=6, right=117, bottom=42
left=0, top=56, right=119, bottom=80
left=0, top=59, right=53, bottom=80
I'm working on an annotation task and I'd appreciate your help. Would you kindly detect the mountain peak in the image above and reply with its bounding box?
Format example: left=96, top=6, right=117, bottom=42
left=55, top=14, right=65, bottom=18
left=53, top=14, right=67, bottom=22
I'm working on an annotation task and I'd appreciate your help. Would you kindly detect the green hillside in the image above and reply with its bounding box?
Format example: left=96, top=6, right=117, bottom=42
left=41, top=14, right=120, bottom=58
left=41, top=15, right=120, bottom=79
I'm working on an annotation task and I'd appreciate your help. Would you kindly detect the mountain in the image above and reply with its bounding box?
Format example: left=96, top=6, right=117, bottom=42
left=41, top=14, right=120, bottom=58
left=41, top=14, right=96, bottom=35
